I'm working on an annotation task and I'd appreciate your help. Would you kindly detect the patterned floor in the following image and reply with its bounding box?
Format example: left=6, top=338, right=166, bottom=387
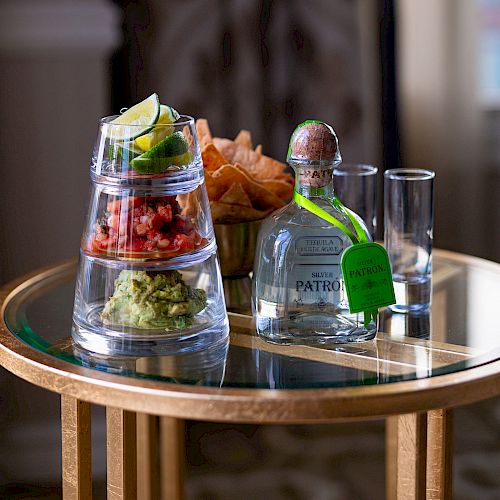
left=186, top=398, right=500, bottom=500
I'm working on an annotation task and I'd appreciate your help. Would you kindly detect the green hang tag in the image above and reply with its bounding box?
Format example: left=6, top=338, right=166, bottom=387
left=340, top=242, right=396, bottom=314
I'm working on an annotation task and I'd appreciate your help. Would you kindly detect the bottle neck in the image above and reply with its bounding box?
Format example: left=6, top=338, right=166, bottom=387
left=294, top=166, right=335, bottom=199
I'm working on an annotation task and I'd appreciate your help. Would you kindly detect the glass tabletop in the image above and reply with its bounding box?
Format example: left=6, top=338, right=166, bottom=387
left=2, top=251, right=500, bottom=390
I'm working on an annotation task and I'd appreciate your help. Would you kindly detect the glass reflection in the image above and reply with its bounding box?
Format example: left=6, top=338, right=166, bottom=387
left=380, top=308, right=431, bottom=340
left=50, top=336, right=229, bottom=387
left=379, top=309, right=432, bottom=379
left=240, top=336, right=381, bottom=389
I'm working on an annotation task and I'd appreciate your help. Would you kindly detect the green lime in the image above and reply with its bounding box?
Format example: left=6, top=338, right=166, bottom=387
left=134, top=105, right=180, bottom=151
left=170, top=151, right=193, bottom=165
left=130, top=132, right=190, bottom=173
left=157, top=104, right=180, bottom=124
left=130, top=151, right=194, bottom=174
left=107, top=93, right=160, bottom=140
left=147, top=131, right=189, bottom=157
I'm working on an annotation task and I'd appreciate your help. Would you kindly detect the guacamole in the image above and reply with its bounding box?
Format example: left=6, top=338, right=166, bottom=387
left=101, top=270, right=207, bottom=330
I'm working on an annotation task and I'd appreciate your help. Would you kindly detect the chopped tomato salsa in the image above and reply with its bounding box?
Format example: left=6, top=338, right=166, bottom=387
left=87, top=195, right=207, bottom=259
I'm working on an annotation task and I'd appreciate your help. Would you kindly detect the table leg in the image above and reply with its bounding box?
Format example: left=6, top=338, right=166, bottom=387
left=385, top=416, right=398, bottom=500
left=137, top=413, right=160, bottom=500
left=106, top=407, right=137, bottom=500
left=160, top=417, right=186, bottom=500
left=396, top=412, right=427, bottom=500
left=426, top=409, right=453, bottom=500
left=61, top=395, right=92, bottom=500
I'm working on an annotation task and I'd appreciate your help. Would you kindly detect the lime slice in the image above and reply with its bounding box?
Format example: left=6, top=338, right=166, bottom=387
left=108, top=93, right=160, bottom=140
left=135, top=131, right=188, bottom=159
left=134, top=104, right=180, bottom=151
left=131, top=131, right=190, bottom=173
left=157, top=104, right=180, bottom=124
left=134, top=129, right=170, bottom=151
left=130, top=150, right=193, bottom=174
left=171, top=151, right=193, bottom=165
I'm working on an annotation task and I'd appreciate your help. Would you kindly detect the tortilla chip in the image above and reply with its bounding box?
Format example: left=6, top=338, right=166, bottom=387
left=204, top=172, right=226, bottom=201
left=213, top=137, right=258, bottom=167
left=183, top=125, right=194, bottom=149
left=234, top=130, right=253, bottom=149
left=210, top=201, right=274, bottom=224
left=212, top=164, right=284, bottom=210
left=260, top=179, right=294, bottom=201
left=254, top=144, right=262, bottom=156
left=201, top=143, right=228, bottom=172
left=212, top=137, right=287, bottom=180
left=253, top=155, right=288, bottom=180
left=196, top=119, right=213, bottom=148
left=219, top=182, right=252, bottom=207
left=180, top=191, right=199, bottom=217
left=274, top=172, right=295, bottom=184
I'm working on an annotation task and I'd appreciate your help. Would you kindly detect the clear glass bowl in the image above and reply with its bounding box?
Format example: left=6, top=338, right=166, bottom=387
left=92, top=115, right=203, bottom=186
left=72, top=246, right=228, bottom=355
left=72, top=113, right=228, bottom=355
left=82, top=186, right=213, bottom=262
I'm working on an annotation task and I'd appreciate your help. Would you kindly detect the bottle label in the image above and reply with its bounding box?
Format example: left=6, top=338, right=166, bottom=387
left=341, top=242, right=396, bottom=313
left=295, top=236, right=343, bottom=256
left=289, top=264, right=345, bottom=311
left=288, top=235, right=346, bottom=310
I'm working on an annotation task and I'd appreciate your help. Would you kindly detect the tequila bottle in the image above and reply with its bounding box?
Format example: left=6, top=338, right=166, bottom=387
left=253, top=121, right=377, bottom=344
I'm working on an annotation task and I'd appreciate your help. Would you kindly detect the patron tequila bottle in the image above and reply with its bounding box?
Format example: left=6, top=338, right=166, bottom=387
left=253, top=121, right=377, bottom=344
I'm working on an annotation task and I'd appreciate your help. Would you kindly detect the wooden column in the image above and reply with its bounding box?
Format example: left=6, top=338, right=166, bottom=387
left=426, top=409, right=453, bottom=500
left=61, top=395, right=92, bottom=500
left=106, top=407, right=137, bottom=500
left=396, top=412, right=427, bottom=500
left=137, top=413, right=160, bottom=500
left=385, top=416, right=399, bottom=500
left=160, top=417, right=186, bottom=500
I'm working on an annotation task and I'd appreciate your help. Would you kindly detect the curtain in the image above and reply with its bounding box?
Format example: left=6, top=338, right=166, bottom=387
left=114, top=0, right=382, bottom=166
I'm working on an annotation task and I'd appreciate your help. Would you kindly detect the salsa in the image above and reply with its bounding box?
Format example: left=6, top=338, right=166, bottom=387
left=88, top=195, right=207, bottom=259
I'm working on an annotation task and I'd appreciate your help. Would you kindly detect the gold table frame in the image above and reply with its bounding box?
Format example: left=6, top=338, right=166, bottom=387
left=1, top=250, right=500, bottom=499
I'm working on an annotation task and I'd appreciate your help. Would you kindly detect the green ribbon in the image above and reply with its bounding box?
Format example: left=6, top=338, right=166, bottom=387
left=293, top=189, right=378, bottom=328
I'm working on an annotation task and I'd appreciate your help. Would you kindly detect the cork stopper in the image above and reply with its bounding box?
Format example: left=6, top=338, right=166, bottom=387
left=287, top=120, right=341, bottom=165
left=287, top=120, right=341, bottom=188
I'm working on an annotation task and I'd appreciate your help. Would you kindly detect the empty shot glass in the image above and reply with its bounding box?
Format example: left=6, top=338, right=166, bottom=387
left=333, top=163, right=378, bottom=240
left=384, top=168, right=435, bottom=312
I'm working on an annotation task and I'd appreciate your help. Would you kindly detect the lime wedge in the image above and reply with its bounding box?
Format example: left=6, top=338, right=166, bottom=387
left=134, top=131, right=188, bottom=160
left=134, top=129, right=169, bottom=151
left=108, top=93, right=160, bottom=140
left=130, top=133, right=192, bottom=173
left=130, top=151, right=194, bottom=174
left=157, top=104, right=180, bottom=124
left=134, top=104, right=180, bottom=151
left=171, top=151, right=194, bottom=165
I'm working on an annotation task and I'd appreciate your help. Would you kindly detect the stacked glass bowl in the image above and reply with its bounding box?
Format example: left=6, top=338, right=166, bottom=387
left=72, top=113, right=229, bottom=355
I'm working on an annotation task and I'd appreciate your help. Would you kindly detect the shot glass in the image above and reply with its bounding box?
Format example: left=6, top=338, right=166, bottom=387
left=333, top=163, right=378, bottom=240
left=384, top=168, right=435, bottom=312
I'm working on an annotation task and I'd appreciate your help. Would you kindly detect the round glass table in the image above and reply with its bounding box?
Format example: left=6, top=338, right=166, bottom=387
left=1, top=249, right=499, bottom=499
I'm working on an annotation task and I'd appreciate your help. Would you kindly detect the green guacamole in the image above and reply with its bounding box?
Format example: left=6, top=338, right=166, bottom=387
left=101, top=270, right=207, bottom=330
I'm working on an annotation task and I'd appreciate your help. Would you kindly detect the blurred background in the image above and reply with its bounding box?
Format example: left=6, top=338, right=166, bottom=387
left=0, top=0, right=499, bottom=498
